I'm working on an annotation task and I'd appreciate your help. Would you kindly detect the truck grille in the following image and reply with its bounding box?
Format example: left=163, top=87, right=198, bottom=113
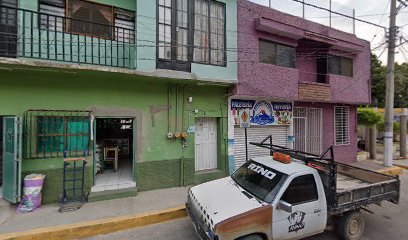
left=187, top=191, right=215, bottom=240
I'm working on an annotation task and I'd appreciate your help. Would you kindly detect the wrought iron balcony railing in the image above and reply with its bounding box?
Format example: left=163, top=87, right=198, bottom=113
left=0, top=5, right=135, bottom=68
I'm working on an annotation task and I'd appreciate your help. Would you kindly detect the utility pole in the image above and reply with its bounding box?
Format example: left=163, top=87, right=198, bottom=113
left=384, top=0, right=397, bottom=167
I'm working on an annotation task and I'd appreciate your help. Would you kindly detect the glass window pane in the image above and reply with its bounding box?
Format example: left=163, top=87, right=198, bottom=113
left=328, top=56, right=341, bottom=75
left=158, top=6, right=165, bottom=23
left=276, top=44, right=296, bottom=68
left=158, top=45, right=165, bottom=59
left=159, top=24, right=164, bottom=42
left=281, top=175, right=318, bottom=205
left=165, top=8, right=171, bottom=25
left=164, top=0, right=171, bottom=7
left=259, top=40, right=276, bottom=64
left=164, top=43, right=171, bottom=59
left=164, top=25, right=171, bottom=43
left=341, top=58, right=353, bottom=77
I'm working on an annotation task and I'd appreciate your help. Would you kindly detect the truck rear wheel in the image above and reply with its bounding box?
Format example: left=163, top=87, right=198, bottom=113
left=336, top=211, right=365, bottom=240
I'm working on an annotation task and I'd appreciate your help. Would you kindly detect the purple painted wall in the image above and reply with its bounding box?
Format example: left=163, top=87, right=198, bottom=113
left=237, top=0, right=371, bottom=105
left=295, top=102, right=358, bottom=163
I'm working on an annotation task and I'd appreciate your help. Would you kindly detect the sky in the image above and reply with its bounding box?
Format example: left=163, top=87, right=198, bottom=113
left=250, top=0, right=408, bottom=64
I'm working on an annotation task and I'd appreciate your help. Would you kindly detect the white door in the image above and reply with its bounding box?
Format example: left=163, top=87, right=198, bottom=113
left=195, top=118, right=218, bottom=171
left=234, top=126, right=288, bottom=170
left=294, top=108, right=322, bottom=154
left=294, top=117, right=307, bottom=152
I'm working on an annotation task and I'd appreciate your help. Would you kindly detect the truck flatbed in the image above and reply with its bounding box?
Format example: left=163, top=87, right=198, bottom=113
left=330, top=163, right=399, bottom=214
left=337, top=174, right=371, bottom=191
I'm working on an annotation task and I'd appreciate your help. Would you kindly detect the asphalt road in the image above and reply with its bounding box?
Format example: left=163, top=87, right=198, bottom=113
left=86, top=170, right=407, bottom=240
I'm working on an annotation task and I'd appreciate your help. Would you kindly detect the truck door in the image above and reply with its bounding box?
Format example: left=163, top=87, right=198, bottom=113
left=272, top=174, right=327, bottom=240
left=2, top=116, right=21, bottom=203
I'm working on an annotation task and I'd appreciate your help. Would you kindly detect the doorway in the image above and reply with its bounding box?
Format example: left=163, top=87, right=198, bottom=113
left=195, top=118, right=218, bottom=171
left=92, top=118, right=136, bottom=192
left=316, top=57, right=328, bottom=83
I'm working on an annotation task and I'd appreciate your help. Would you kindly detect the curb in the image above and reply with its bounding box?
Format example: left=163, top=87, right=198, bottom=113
left=394, top=164, right=408, bottom=170
left=0, top=205, right=187, bottom=240
left=377, top=166, right=404, bottom=176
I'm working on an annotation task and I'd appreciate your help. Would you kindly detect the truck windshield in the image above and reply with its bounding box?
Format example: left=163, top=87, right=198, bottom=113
left=231, top=160, right=287, bottom=203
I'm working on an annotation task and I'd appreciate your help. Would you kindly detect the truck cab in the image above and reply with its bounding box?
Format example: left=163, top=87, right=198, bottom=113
left=187, top=156, right=327, bottom=240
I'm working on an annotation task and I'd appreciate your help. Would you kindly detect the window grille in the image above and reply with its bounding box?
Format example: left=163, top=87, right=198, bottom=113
left=68, top=0, right=113, bottom=39
left=114, top=8, right=135, bottom=43
left=334, top=106, right=349, bottom=145
left=23, top=110, right=92, bottom=159
left=39, top=0, right=65, bottom=32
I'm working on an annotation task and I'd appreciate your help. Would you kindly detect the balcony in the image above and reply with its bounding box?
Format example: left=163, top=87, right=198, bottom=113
left=0, top=5, right=135, bottom=69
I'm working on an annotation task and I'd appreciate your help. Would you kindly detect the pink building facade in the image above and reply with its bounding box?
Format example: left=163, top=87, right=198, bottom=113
left=227, top=0, right=370, bottom=173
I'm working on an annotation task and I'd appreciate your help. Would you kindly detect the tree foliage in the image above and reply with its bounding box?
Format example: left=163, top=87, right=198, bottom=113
left=377, top=121, right=400, bottom=133
left=357, top=107, right=383, bottom=126
left=370, top=54, right=387, bottom=107
left=371, top=54, right=408, bottom=108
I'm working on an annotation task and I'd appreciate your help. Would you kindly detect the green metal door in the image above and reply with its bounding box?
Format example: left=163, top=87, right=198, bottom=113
left=2, top=117, right=21, bottom=203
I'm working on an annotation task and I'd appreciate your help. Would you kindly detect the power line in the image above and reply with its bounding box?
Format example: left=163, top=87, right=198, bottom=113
left=371, top=0, right=391, bottom=43
left=290, top=0, right=387, bottom=30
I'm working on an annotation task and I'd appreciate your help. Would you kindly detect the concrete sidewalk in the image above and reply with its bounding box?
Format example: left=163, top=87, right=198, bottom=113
left=394, top=160, right=408, bottom=170
left=350, top=159, right=405, bottom=176
left=365, top=150, right=408, bottom=174
left=0, top=187, right=189, bottom=234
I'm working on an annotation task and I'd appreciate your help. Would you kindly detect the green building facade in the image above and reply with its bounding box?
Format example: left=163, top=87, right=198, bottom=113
left=0, top=0, right=237, bottom=203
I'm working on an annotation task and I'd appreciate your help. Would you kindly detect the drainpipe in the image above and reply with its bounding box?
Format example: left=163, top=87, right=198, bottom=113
left=220, top=105, right=228, bottom=175
left=168, top=84, right=171, bottom=134
left=180, top=155, right=184, bottom=186
left=175, top=84, right=179, bottom=133
left=180, top=85, right=188, bottom=187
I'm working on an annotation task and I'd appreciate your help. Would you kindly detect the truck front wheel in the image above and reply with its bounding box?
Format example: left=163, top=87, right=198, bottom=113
left=336, top=211, right=365, bottom=240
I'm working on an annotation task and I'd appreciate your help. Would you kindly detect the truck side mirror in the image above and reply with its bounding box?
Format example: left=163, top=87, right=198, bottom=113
left=277, top=200, right=292, bottom=213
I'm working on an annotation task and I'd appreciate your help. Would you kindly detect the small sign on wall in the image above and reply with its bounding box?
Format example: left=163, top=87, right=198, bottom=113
left=239, top=108, right=250, bottom=128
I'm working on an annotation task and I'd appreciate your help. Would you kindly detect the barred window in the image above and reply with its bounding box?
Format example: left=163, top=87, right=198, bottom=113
left=114, top=8, right=135, bottom=43
left=193, top=0, right=225, bottom=66
left=334, top=106, right=349, bottom=145
left=24, top=110, right=91, bottom=159
left=39, top=1, right=135, bottom=43
left=39, top=0, right=65, bottom=32
left=68, top=0, right=113, bottom=39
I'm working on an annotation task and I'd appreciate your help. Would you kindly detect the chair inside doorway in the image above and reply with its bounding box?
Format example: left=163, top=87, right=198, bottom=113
left=91, top=118, right=135, bottom=192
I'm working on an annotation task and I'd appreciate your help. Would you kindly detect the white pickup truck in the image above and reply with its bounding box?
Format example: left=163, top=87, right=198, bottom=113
left=186, top=136, right=400, bottom=240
